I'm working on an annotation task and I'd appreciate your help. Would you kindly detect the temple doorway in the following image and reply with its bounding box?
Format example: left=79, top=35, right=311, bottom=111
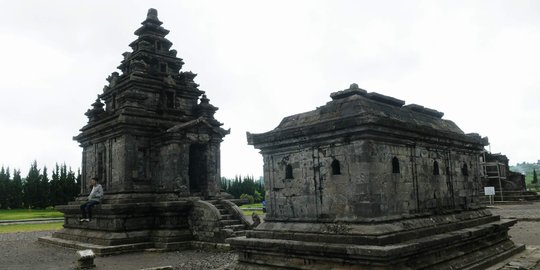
left=188, top=144, right=207, bottom=194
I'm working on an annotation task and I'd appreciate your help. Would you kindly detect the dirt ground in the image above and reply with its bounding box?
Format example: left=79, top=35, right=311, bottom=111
left=1, top=203, right=539, bottom=270
left=489, top=202, right=540, bottom=246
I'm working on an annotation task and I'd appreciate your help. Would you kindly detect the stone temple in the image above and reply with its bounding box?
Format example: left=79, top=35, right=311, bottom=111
left=229, top=84, right=524, bottom=269
left=40, top=9, right=251, bottom=254
left=481, top=152, right=540, bottom=202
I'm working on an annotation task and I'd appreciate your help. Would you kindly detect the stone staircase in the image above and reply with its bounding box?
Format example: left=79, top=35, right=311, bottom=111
left=209, top=199, right=249, bottom=238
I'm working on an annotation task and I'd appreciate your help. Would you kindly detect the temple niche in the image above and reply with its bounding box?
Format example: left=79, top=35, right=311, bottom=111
left=40, top=9, right=250, bottom=254
left=230, top=84, right=524, bottom=269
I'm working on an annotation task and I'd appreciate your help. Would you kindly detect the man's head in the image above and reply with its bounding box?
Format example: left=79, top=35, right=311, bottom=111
left=90, top=177, right=99, bottom=186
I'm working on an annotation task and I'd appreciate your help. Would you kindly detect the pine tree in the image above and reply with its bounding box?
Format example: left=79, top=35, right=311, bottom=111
left=9, top=169, right=23, bottom=209
left=23, top=161, right=41, bottom=208
left=37, top=166, right=50, bottom=208
left=66, top=166, right=79, bottom=202
left=49, top=164, right=81, bottom=206
left=0, top=166, right=9, bottom=209
left=533, top=169, right=538, bottom=184
left=49, top=164, right=62, bottom=206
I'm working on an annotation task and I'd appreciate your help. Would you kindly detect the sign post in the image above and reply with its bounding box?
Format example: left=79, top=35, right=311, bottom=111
left=484, top=186, right=495, bottom=205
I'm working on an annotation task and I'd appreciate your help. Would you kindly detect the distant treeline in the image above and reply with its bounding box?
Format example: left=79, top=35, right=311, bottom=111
left=510, top=161, right=540, bottom=185
left=220, top=175, right=265, bottom=203
left=0, top=161, right=80, bottom=209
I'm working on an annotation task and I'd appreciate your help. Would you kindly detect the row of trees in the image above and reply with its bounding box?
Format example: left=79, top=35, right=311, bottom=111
left=220, top=175, right=265, bottom=203
left=1, top=161, right=265, bottom=208
left=0, top=161, right=80, bottom=209
left=510, top=162, right=540, bottom=185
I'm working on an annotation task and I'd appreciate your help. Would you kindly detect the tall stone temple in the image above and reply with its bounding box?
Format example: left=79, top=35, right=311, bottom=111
left=230, top=84, right=524, bottom=269
left=40, top=9, right=251, bottom=254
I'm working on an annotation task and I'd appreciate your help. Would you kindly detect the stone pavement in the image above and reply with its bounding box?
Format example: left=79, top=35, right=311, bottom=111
left=487, top=246, right=540, bottom=270
left=488, top=202, right=540, bottom=221
left=487, top=201, right=540, bottom=269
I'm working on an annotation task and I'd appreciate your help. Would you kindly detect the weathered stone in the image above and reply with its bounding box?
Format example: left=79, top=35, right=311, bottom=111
left=251, top=212, right=261, bottom=228
left=76, top=249, right=95, bottom=269
left=231, top=84, right=524, bottom=269
left=39, top=8, right=249, bottom=255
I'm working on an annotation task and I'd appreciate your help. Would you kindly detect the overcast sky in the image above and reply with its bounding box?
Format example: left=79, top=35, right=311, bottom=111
left=0, top=1, right=539, bottom=178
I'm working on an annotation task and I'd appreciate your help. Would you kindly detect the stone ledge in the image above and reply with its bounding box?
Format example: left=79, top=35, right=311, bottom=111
left=38, top=236, right=154, bottom=256
left=231, top=219, right=516, bottom=259
left=39, top=236, right=232, bottom=256
left=229, top=218, right=521, bottom=269
left=250, top=210, right=501, bottom=244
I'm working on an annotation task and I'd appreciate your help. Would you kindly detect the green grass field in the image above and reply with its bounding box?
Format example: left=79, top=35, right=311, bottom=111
left=242, top=210, right=264, bottom=216
left=239, top=203, right=263, bottom=209
left=0, top=209, right=64, bottom=220
left=0, top=222, right=63, bottom=234
left=239, top=203, right=264, bottom=216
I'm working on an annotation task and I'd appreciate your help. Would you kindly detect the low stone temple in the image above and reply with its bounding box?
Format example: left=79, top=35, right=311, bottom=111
left=229, top=84, right=524, bottom=269
left=40, top=9, right=250, bottom=255
left=481, top=153, right=540, bottom=202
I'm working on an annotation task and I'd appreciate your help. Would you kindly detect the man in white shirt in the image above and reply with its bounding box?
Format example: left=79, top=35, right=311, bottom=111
left=80, top=177, right=103, bottom=222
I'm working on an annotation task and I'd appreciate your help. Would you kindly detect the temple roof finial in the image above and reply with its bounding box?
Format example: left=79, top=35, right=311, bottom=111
left=147, top=8, right=158, bottom=21
left=139, top=8, right=163, bottom=27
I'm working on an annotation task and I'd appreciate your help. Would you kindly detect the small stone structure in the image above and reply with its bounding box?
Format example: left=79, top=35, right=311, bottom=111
left=230, top=84, right=524, bottom=269
left=76, top=249, right=95, bottom=269
left=481, top=153, right=540, bottom=202
left=39, top=9, right=250, bottom=255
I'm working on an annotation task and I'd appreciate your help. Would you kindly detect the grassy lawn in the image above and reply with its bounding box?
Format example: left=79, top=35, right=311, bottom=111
left=239, top=203, right=263, bottom=209
left=239, top=203, right=264, bottom=216
left=242, top=210, right=264, bottom=216
left=0, top=209, right=64, bottom=220
left=0, top=222, right=63, bottom=234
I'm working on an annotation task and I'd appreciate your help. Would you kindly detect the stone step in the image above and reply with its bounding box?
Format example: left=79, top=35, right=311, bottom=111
left=220, top=220, right=242, bottom=226
left=223, top=224, right=246, bottom=231
left=218, top=209, right=228, bottom=215
left=220, top=214, right=234, bottom=220
left=234, top=230, right=247, bottom=237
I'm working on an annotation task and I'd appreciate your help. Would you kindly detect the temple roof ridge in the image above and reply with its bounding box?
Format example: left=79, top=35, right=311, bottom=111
left=166, top=117, right=230, bottom=136
left=248, top=83, right=488, bottom=145
left=331, top=83, right=442, bottom=118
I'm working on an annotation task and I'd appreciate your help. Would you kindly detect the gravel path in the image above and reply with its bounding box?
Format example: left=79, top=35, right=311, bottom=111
left=0, top=230, right=236, bottom=270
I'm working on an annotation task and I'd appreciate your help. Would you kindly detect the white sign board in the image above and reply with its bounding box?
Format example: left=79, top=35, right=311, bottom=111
left=484, top=186, right=495, bottom=196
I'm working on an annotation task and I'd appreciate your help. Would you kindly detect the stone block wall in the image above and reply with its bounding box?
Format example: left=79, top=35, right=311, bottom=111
left=264, top=139, right=483, bottom=221
left=82, top=135, right=128, bottom=193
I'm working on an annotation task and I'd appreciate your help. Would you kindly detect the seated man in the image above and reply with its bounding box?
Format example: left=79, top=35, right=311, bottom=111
left=80, top=177, right=103, bottom=222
